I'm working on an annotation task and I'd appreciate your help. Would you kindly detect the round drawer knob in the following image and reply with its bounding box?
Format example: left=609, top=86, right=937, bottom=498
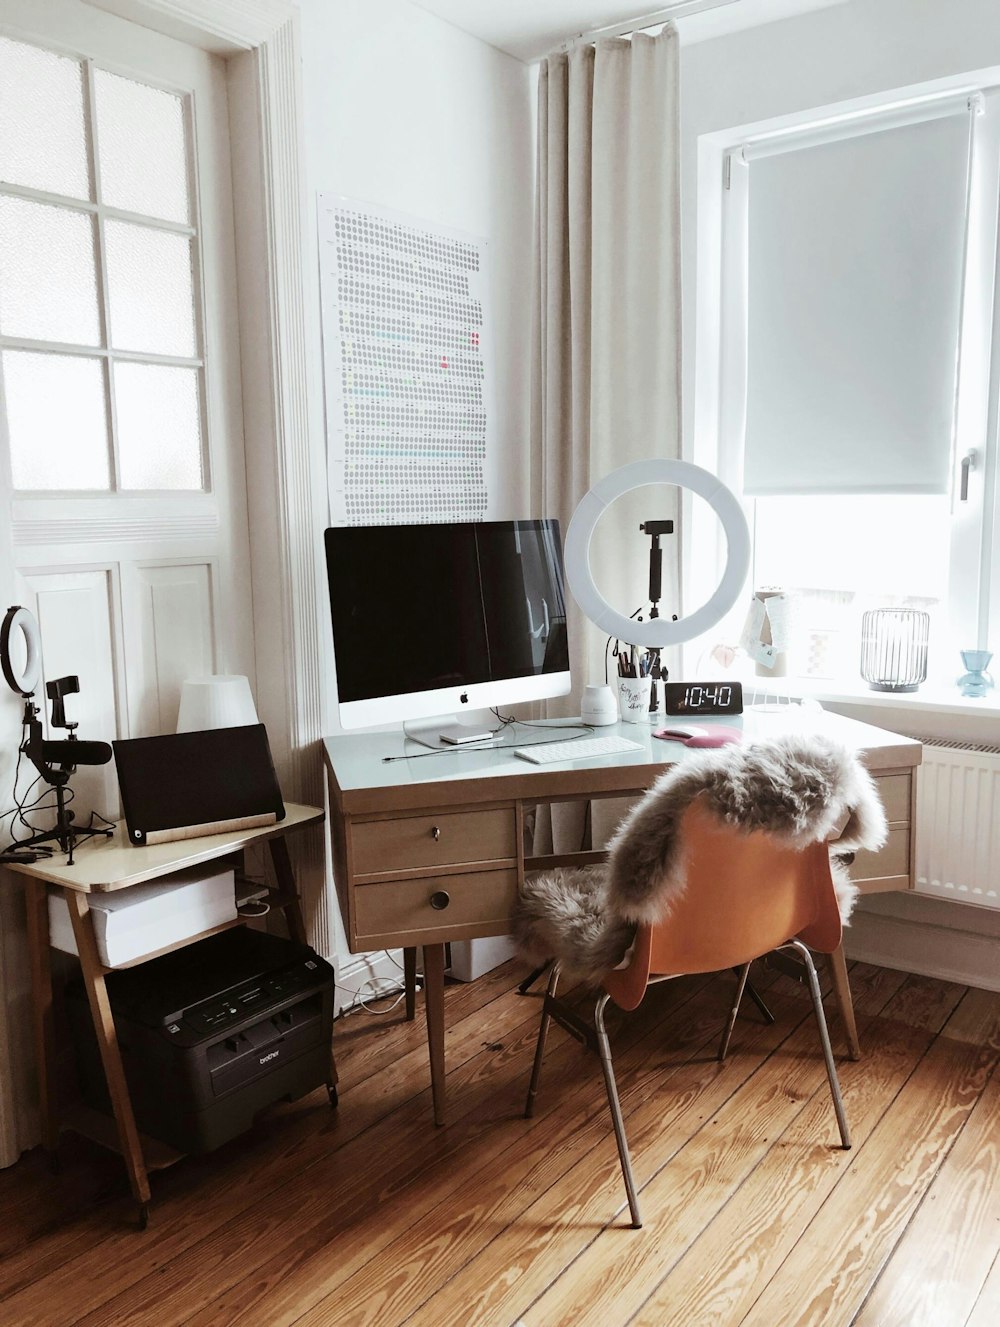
left=430, top=890, right=450, bottom=910
left=431, top=826, right=441, bottom=841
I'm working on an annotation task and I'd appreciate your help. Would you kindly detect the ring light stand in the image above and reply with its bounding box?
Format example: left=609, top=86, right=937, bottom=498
left=1, top=605, right=114, bottom=865
left=563, top=458, right=751, bottom=668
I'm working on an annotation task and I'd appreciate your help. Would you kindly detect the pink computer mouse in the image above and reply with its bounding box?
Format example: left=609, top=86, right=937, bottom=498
left=653, top=724, right=742, bottom=748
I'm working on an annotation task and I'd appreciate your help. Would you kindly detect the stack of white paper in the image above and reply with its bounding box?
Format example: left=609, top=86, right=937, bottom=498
left=48, top=864, right=237, bottom=968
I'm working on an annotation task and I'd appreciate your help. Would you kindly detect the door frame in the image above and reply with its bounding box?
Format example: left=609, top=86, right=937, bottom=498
left=83, top=0, right=332, bottom=948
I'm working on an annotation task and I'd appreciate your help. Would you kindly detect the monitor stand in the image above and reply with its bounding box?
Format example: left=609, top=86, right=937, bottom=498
left=403, top=715, right=496, bottom=750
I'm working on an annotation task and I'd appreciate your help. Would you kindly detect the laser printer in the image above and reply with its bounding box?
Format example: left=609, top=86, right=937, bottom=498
left=69, top=926, right=336, bottom=1154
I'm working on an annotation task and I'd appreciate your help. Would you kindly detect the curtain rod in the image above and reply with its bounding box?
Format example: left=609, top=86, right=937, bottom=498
left=557, top=0, right=741, bottom=51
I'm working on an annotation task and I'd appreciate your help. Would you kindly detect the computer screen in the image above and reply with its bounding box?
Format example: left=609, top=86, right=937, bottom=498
left=324, top=519, right=571, bottom=734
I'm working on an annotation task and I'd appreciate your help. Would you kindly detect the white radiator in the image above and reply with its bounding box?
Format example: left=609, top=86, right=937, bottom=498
left=915, top=739, right=1000, bottom=910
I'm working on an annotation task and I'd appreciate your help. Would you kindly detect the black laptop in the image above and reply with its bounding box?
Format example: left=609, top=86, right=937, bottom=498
left=113, top=724, right=286, bottom=847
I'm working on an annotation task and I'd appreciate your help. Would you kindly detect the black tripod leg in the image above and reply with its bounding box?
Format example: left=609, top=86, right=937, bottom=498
left=518, top=960, right=552, bottom=995
left=734, top=967, right=775, bottom=1024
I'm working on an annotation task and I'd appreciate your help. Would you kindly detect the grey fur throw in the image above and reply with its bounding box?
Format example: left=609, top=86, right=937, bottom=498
left=513, top=734, right=887, bottom=982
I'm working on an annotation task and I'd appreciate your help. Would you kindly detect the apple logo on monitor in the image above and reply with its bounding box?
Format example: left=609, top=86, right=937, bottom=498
left=459, top=693, right=469, bottom=704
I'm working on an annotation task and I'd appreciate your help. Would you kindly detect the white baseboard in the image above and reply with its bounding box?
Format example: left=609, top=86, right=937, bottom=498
left=845, top=910, right=1000, bottom=993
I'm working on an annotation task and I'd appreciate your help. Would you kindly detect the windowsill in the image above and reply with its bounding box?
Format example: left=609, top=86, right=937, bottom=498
left=745, top=673, right=1000, bottom=721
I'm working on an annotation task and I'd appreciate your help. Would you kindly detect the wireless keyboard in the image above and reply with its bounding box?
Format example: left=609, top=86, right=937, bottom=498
left=513, top=734, right=644, bottom=765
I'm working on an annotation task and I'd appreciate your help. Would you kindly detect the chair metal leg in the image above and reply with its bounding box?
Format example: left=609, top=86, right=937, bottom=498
left=719, top=963, right=752, bottom=1062
left=525, top=963, right=561, bottom=1118
left=594, top=993, right=642, bottom=1228
left=788, top=940, right=851, bottom=1150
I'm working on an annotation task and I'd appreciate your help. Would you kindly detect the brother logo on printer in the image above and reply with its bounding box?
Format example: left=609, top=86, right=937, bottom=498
left=260, top=1050, right=280, bottom=1065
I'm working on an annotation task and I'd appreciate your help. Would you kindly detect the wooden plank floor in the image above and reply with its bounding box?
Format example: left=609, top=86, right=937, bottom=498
left=1, top=957, right=998, bottom=1327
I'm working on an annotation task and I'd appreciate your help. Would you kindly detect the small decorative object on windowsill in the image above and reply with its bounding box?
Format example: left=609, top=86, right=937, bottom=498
left=957, top=650, right=994, bottom=698
left=739, top=589, right=791, bottom=678
left=859, top=608, right=929, bottom=693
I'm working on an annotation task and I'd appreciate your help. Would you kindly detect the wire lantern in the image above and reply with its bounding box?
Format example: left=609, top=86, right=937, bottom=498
left=859, top=609, right=929, bottom=693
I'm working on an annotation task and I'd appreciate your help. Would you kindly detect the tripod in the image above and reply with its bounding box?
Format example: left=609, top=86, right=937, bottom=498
left=11, top=680, right=114, bottom=866
left=638, top=519, right=678, bottom=712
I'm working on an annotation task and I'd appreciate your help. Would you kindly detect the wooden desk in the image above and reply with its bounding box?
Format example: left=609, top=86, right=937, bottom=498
left=324, top=711, right=921, bottom=1126
left=4, top=802, right=329, bottom=1226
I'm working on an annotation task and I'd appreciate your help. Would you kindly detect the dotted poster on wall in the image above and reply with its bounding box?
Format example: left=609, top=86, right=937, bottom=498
left=318, top=195, right=494, bottom=526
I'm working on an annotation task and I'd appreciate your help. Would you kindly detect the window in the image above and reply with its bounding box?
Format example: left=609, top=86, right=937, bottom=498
left=0, top=35, right=205, bottom=492
left=712, top=84, right=1000, bottom=684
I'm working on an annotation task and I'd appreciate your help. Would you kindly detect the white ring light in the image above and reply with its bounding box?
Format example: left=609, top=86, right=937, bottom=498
left=564, top=459, right=750, bottom=648
left=1, top=605, right=43, bottom=696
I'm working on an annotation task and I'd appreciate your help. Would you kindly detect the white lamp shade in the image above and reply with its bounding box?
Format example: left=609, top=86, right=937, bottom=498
left=176, top=675, right=259, bottom=733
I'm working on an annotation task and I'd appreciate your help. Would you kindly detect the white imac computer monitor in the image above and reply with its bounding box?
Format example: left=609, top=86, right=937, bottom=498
left=324, top=519, right=571, bottom=746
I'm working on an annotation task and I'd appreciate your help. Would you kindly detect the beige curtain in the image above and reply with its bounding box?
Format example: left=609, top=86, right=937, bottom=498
left=533, top=25, right=682, bottom=700
left=530, top=27, right=682, bottom=852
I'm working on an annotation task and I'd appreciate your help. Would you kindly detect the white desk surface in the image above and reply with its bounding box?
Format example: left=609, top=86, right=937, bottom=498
left=323, top=709, right=921, bottom=814
left=3, top=801, right=323, bottom=894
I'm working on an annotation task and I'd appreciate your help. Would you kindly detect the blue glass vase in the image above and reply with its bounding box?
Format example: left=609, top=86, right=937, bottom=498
left=957, top=650, right=994, bottom=698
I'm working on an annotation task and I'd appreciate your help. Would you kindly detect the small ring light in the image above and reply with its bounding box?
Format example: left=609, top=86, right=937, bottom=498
left=1, top=605, right=42, bottom=696
left=563, top=459, right=750, bottom=648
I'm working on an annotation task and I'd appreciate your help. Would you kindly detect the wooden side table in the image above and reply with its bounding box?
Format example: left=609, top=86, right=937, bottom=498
left=4, top=802, right=333, bottom=1227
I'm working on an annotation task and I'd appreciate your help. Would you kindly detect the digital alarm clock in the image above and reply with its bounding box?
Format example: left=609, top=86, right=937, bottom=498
left=662, top=680, right=743, bottom=717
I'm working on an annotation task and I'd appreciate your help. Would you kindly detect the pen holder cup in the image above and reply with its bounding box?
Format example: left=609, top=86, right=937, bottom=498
left=617, top=675, right=652, bottom=723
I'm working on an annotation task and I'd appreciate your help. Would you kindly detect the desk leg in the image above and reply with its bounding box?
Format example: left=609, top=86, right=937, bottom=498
left=267, top=836, right=339, bottom=1097
left=403, top=947, right=417, bottom=1021
left=828, top=943, right=861, bottom=1061
left=65, top=893, right=151, bottom=1211
left=422, top=944, right=447, bottom=1126
left=24, top=881, right=58, bottom=1157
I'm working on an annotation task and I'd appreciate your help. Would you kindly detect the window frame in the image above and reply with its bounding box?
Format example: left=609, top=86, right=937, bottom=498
left=693, top=74, right=1000, bottom=676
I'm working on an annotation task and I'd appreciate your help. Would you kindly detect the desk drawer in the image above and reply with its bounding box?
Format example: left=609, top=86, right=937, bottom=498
left=874, top=773, right=911, bottom=823
left=849, top=826, right=910, bottom=892
left=352, top=809, right=515, bottom=877
left=354, top=868, right=518, bottom=946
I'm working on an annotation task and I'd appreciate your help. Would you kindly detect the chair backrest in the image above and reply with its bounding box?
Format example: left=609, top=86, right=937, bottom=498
left=603, top=795, right=843, bottom=1012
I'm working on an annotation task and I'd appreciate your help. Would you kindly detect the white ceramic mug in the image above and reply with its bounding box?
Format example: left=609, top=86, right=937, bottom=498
left=617, top=675, right=652, bottom=722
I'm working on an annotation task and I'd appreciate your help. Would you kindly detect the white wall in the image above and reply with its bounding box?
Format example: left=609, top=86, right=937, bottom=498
left=679, top=0, right=1000, bottom=987
left=298, top=0, right=535, bottom=728
left=296, top=0, right=534, bottom=990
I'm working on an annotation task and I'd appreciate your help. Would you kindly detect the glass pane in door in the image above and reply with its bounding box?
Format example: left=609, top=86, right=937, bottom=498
left=3, top=350, right=110, bottom=489
left=115, top=361, right=203, bottom=489
left=0, top=36, right=91, bottom=199
left=0, top=195, right=101, bottom=345
left=94, top=68, right=189, bottom=224
left=104, top=219, right=196, bottom=356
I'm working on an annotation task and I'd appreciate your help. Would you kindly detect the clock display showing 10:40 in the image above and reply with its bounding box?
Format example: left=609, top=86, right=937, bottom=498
left=663, top=680, right=744, bottom=716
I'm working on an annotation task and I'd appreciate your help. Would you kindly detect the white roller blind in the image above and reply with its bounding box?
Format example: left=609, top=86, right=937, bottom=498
left=743, top=106, right=972, bottom=496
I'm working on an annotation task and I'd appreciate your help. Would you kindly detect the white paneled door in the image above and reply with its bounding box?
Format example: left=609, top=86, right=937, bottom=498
left=0, top=0, right=255, bottom=1163
left=1, top=0, right=254, bottom=742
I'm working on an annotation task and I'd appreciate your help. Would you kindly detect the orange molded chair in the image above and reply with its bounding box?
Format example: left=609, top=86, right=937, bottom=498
left=524, top=795, right=852, bottom=1229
